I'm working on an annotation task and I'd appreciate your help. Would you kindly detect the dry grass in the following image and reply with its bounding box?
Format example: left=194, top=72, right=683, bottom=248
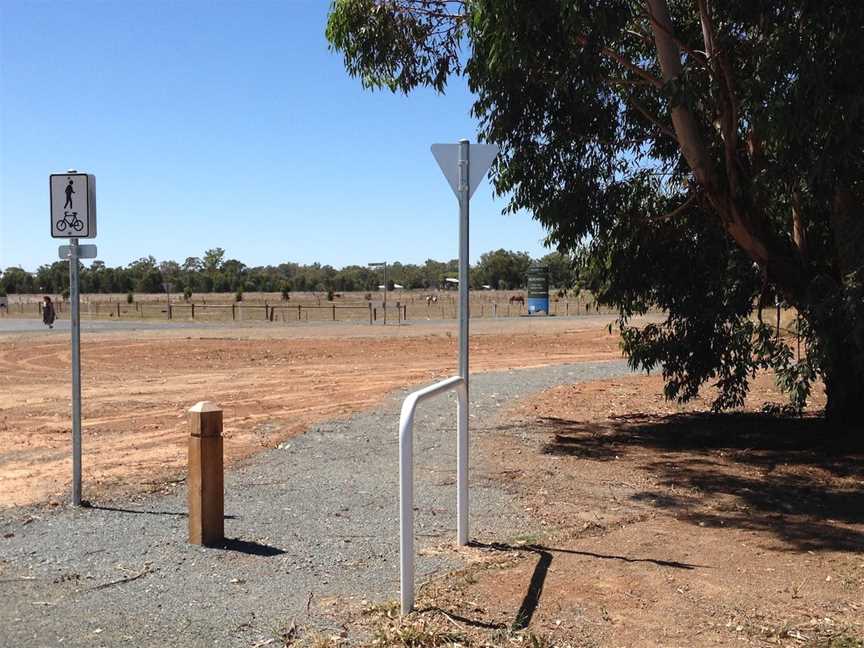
left=359, top=604, right=583, bottom=648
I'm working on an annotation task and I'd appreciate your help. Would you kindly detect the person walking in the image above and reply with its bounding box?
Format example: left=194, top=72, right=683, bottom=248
left=42, top=296, right=56, bottom=329
left=64, top=180, right=75, bottom=209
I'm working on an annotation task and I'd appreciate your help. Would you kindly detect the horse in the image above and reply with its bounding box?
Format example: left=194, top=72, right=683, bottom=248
left=509, top=295, right=525, bottom=305
left=425, top=295, right=438, bottom=306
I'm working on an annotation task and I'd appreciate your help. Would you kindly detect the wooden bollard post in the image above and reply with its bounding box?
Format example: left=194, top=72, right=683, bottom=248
left=187, top=401, right=224, bottom=546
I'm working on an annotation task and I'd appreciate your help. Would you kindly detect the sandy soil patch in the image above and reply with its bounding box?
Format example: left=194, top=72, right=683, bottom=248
left=0, top=319, right=622, bottom=507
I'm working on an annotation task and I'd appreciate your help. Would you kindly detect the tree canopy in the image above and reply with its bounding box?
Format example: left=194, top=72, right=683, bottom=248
left=327, top=0, right=864, bottom=423
left=0, top=249, right=575, bottom=296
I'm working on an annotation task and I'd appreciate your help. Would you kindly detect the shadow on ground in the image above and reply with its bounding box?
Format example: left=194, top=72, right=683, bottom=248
left=213, top=538, right=286, bottom=556
left=528, top=412, right=864, bottom=553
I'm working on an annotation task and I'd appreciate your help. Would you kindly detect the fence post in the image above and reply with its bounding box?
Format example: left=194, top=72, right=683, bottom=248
left=116, top=303, right=120, bottom=318
left=187, top=401, right=224, bottom=546
left=369, top=302, right=373, bottom=325
left=191, top=303, right=195, bottom=319
left=168, top=304, right=172, bottom=320
left=403, top=304, right=407, bottom=321
left=374, top=307, right=377, bottom=322
left=332, top=303, right=336, bottom=321
left=397, top=301, right=401, bottom=326
left=232, top=303, right=236, bottom=321
left=298, top=305, right=302, bottom=321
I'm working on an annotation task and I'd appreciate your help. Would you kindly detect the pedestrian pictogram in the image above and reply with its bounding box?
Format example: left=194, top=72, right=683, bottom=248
left=50, top=172, right=97, bottom=238
left=64, top=180, right=75, bottom=209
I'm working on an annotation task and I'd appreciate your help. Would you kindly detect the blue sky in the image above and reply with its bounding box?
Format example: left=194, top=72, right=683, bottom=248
left=0, top=1, right=551, bottom=272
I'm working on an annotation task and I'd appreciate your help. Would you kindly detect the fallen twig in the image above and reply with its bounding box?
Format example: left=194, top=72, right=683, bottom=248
left=88, top=566, right=151, bottom=591
left=305, top=591, right=314, bottom=616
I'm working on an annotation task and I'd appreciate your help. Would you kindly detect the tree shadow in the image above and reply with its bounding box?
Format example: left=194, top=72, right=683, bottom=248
left=529, top=412, right=864, bottom=552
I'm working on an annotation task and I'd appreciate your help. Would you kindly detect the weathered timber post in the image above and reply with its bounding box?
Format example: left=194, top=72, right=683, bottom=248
left=187, top=401, right=224, bottom=546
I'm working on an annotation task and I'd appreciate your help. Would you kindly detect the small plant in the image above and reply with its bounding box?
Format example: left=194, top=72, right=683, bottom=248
left=126, top=291, right=134, bottom=304
left=326, top=288, right=335, bottom=302
left=183, top=287, right=192, bottom=302
left=62, top=288, right=70, bottom=300
left=235, top=288, right=243, bottom=302
left=281, top=284, right=291, bottom=301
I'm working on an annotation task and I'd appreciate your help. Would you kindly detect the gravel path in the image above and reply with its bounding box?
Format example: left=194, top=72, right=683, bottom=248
left=0, top=360, right=632, bottom=647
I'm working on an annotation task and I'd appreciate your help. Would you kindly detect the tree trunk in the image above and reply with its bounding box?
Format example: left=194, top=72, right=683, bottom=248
left=823, top=348, right=864, bottom=426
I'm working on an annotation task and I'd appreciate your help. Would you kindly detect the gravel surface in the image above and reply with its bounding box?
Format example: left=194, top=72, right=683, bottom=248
left=0, top=360, right=632, bottom=647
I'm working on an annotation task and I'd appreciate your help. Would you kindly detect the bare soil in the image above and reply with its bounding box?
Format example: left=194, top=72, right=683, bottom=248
left=0, top=318, right=622, bottom=508
left=399, top=374, right=864, bottom=647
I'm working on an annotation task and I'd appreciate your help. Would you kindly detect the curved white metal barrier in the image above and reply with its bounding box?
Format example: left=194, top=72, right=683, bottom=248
left=399, top=375, right=468, bottom=614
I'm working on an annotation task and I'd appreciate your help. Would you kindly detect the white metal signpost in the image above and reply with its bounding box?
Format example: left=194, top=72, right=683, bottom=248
left=50, top=170, right=97, bottom=506
left=398, top=140, right=499, bottom=614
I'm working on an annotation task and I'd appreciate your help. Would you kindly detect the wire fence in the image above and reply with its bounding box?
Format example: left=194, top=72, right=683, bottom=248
left=0, top=295, right=616, bottom=323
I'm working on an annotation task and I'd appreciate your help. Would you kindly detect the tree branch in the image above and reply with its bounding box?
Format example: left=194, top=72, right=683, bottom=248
left=622, top=94, right=677, bottom=140
left=645, top=0, right=718, bottom=193
left=656, top=189, right=699, bottom=222
left=575, top=33, right=664, bottom=89
left=640, top=2, right=710, bottom=68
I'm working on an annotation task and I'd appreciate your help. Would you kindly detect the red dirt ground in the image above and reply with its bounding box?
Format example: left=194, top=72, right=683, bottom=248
left=0, top=318, right=622, bottom=507
left=402, top=374, right=863, bottom=647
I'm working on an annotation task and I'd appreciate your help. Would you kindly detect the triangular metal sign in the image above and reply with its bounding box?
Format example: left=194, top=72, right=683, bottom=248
left=431, top=142, right=499, bottom=199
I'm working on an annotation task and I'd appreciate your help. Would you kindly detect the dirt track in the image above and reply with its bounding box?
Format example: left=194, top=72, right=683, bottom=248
left=0, top=317, right=627, bottom=507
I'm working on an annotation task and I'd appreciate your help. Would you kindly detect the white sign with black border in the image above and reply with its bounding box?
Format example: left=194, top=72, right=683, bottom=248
left=50, top=173, right=97, bottom=238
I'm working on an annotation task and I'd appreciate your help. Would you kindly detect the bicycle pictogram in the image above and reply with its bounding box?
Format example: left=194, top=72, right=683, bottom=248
left=57, top=211, right=84, bottom=233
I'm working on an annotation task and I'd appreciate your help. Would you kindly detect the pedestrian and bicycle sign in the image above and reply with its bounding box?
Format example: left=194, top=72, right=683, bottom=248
left=50, top=172, right=97, bottom=238
left=49, top=169, right=98, bottom=506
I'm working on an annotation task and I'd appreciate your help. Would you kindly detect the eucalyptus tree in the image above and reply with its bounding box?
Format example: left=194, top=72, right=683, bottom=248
left=327, top=0, right=864, bottom=422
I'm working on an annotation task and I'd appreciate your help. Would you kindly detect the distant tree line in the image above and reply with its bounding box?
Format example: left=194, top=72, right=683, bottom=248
left=0, top=248, right=576, bottom=296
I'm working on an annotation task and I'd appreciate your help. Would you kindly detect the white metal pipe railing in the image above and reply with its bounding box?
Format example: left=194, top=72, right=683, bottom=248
left=399, top=374, right=468, bottom=614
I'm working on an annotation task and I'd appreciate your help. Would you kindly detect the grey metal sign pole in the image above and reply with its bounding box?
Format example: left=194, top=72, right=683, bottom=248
left=457, top=140, right=470, bottom=388
left=69, top=237, right=82, bottom=505
left=456, top=139, right=470, bottom=540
